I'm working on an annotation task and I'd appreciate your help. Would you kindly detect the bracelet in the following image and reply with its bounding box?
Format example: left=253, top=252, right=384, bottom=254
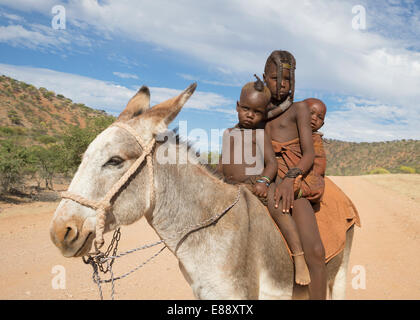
left=285, top=167, right=303, bottom=179
left=260, top=176, right=271, bottom=183
left=256, top=179, right=270, bottom=187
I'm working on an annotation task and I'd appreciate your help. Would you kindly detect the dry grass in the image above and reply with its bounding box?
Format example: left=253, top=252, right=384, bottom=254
left=361, top=174, right=420, bottom=204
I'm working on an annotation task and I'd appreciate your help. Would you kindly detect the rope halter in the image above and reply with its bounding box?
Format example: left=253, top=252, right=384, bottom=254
left=61, top=122, right=156, bottom=252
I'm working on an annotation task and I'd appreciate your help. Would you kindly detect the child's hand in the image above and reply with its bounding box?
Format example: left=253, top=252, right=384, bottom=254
left=274, top=177, right=295, bottom=213
left=253, top=182, right=268, bottom=198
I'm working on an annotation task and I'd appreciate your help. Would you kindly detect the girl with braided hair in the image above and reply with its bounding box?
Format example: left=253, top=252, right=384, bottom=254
left=263, top=50, right=327, bottom=299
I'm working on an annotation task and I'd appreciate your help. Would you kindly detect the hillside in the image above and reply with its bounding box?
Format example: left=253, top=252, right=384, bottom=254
left=0, top=74, right=418, bottom=176
left=0, top=75, right=115, bottom=195
left=324, top=139, right=420, bottom=175
left=0, top=75, right=114, bottom=144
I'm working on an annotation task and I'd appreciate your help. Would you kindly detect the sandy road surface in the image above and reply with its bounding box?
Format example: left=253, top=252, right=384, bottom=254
left=0, top=175, right=419, bottom=300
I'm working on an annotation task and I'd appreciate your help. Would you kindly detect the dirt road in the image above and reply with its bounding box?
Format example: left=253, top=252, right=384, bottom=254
left=0, top=175, right=419, bottom=300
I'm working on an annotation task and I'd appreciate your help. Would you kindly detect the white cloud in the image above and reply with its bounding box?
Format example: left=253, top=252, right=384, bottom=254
left=177, top=73, right=241, bottom=87
left=0, top=63, right=133, bottom=111
left=0, top=63, right=234, bottom=115
left=0, top=1, right=56, bottom=14
left=0, top=11, right=24, bottom=21
left=0, top=20, right=93, bottom=53
left=113, top=71, right=139, bottom=80
left=0, top=24, right=59, bottom=49
left=107, top=53, right=142, bottom=68
left=2, top=1, right=419, bottom=106
left=148, top=86, right=234, bottom=114
left=1, top=1, right=419, bottom=141
left=323, top=97, right=420, bottom=142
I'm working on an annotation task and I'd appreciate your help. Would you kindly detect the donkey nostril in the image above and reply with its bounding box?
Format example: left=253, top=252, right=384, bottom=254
left=64, top=227, right=71, bottom=240
left=64, top=225, right=79, bottom=243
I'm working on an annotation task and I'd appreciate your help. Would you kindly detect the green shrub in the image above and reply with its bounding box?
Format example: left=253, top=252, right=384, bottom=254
left=0, top=126, right=26, bottom=136
left=7, top=110, right=22, bottom=125
left=0, top=127, right=14, bottom=137
left=28, top=145, right=62, bottom=189
left=36, top=135, right=57, bottom=145
left=0, top=140, right=32, bottom=193
left=57, top=116, right=115, bottom=174
left=11, top=81, right=21, bottom=93
left=40, top=89, right=55, bottom=100
left=398, top=166, right=416, bottom=174
left=4, top=89, right=13, bottom=97
left=19, top=81, right=30, bottom=90
left=368, top=167, right=390, bottom=174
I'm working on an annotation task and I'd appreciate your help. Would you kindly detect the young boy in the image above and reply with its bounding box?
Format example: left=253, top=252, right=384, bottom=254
left=219, top=76, right=310, bottom=286
left=295, top=98, right=327, bottom=203
left=219, top=76, right=277, bottom=204
left=263, top=50, right=327, bottom=299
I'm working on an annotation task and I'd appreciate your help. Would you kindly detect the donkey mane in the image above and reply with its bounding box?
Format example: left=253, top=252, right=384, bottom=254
left=155, top=127, right=224, bottom=182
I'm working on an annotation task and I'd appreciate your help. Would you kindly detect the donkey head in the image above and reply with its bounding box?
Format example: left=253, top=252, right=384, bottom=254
left=50, top=83, right=197, bottom=257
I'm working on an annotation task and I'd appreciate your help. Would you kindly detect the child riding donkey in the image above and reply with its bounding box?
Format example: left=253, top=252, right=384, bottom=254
left=217, top=75, right=317, bottom=289
left=263, top=50, right=328, bottom=299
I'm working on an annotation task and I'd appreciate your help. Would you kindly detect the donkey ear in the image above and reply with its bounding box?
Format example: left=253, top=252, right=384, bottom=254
left=117, top=86, right=150, bottom=121
left=142, top=83, right=197, bottom=134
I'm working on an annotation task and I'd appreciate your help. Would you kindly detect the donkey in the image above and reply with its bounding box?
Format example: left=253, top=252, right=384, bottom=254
left=50, top=84, right=354, bottom=299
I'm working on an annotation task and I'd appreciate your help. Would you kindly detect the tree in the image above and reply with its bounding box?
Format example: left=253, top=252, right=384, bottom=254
left=27, top=145, right=63, bottom=190
left=0, top=140, right=30, bottom=193
left=59, top=116, right=114, bottom=174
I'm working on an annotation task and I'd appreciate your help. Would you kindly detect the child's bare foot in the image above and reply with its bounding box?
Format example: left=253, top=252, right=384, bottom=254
left=292, top=253, right=311, bottom=285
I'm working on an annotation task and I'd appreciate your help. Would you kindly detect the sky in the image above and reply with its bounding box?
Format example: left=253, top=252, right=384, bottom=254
left=0, top=0, right=419, bottom=152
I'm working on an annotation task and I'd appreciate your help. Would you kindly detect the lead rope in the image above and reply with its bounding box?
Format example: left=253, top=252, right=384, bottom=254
left=60, top=122, right=241, bottom=299
left=84, top=186, right=241, bottom=300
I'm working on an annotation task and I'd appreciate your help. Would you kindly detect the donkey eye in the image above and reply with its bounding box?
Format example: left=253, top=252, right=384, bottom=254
left=104, top=156, right=124, bottom=167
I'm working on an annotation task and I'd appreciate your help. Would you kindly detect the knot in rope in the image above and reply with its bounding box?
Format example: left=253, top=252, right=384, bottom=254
left=94, top=203, right=112, bottom=250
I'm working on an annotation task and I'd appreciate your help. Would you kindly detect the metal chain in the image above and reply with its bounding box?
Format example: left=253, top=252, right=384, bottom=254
left=92, top=261, right=103, bottom=300
left=101, top=227, right=121, bottom=272
left=102, top=246, right=167, bottom=284
left=83, top=186, right=241, bottom=300
left=84, top=239, right=166, bottom=300
left=82, top=227, right=121, bottom=274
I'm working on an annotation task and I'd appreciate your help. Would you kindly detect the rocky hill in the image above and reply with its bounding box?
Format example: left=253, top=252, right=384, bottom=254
left=324, top=139, right=420, bottom=175
left=0, top=75, right=114, bottom=144
left=0, top=74, right=418, bottom=176
left=0, top=75, right=116, bottom=195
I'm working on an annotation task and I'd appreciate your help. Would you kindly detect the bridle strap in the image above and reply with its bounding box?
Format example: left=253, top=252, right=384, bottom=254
left=60, top=191, right=102, bottom=211
left=112, top=122, right=156, bottom=219
left=61, top=122, right=156, bottom=251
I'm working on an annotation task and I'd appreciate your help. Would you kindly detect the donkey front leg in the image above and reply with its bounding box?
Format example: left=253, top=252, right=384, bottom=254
left=191, top=278, right=255, bottom=300
left=180, top=261, right=257, bottom=299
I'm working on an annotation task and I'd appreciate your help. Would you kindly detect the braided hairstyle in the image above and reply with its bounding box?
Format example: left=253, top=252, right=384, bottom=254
left=240, top=74, right=271, bottom=103
left=264, top=50, right=296, bottom=100
left=253, top=74, right=265, bottom=91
